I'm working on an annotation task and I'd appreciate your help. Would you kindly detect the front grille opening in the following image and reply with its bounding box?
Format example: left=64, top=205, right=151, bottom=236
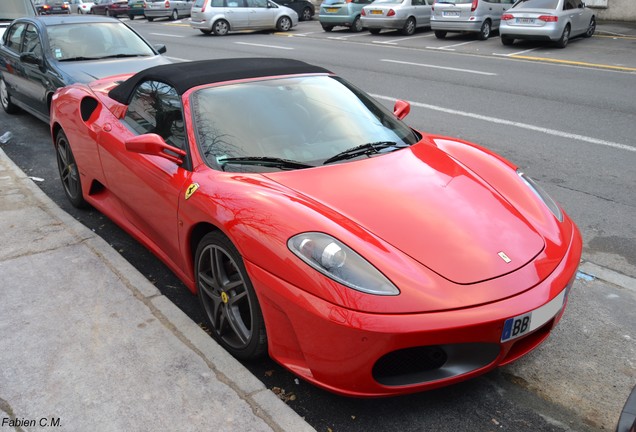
left=373, top=343, right=500, bottom=387
left=373, top=346, right=447, bottom=385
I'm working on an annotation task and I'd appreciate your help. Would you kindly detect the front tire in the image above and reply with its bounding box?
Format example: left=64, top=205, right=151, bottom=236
left=369, top=28, right=381, bottom=34
left=321, top=24, right=334, bottom=32
left=301, top=7, right=312, bottom=21
left=55, top=130, right=87, bottom=209
left=213, top=19, right=229, bottom=35
left=196, top=232, right=267, bottom=360
left=401, top=16, right=416, bottom=36
left=501, top=35, right=514, bottom=46
left=0, top=77, right=19, bottom=114
left=351, top=15, right=363, bottom=32
left=147, top=16, right=155, bottom=22
left=129, top=14, right=135, bottom=20
left=277, top=16, right=292, bottom=31
left=170, top=9, right=178, bottom=20
left=556, top=24, right=570, bottom=48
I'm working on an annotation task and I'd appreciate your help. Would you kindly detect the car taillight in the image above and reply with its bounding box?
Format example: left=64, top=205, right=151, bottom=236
left=501, top=13, right=513, bottom=20
left=165, top=0, right=170, bottom=7
left=471, top=0, right=478, bottom=12
left=201, top=0, right=208, bottom=12
left=361, top=8, right=366, bottom=15
left=387, top=8, right=395, bottom=16
left=538, top=15, right=558, bottom=22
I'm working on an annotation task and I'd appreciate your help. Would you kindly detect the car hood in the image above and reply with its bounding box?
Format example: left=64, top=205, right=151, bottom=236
left=57, top=56, right=171, bottom=83
left=265, top=144, right=545, bottom=285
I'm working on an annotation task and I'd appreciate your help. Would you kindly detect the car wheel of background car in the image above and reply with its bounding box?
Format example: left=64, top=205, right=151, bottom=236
left=556, top=24, right=570, bottom=48
left=277, top=16, right=292, bottom=31
left=321, top=24, right=333, bottom=32
left=196, top=231, right=267, bottom=360
left=129, top=14, right=135, bottom=20
left=55, top=130, right=87, bottom=209
left=401, top=17, right=416, bottom=35
left=200, top=28, right=213, bottom=35
left=170, top=9, right=178, bottom=20
left=434, top=30, right=447, bottom=39
left=106, top=9, right=111, bottom=16
left=369, top=28, right=381, bottom=34
left=213, top=19, right=229, bottom=35
left=301, top=7, right=312, bottom=21
left=478, top=19, right=491, bottom=40
left=147, top=16, right=154, bottom=21
left=501, top=35, right=514, bottom=46
left=584, top=17, right=596, bottom=37
left=0, top=78, right=20, bottom=115
left=351, top=16, right=363, bottom=32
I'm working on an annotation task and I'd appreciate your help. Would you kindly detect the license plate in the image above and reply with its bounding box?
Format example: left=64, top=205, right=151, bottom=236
left=325, top=7, right=338, bottom=12
left=443, top=11, right=460, bottom=17
left=501, top=288, right=567, bottom=343
left=517, top=18, right=535, bottom=24
left=370, top=9, right=383, bottom=15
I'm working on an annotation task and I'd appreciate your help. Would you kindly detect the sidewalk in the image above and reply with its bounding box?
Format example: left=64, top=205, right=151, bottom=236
left=0, top=148, right=315, bottom=432
left=597, top=20, right=636, bottom=37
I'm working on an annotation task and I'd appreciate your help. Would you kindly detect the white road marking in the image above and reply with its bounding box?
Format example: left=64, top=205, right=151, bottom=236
left=371, top=93, right=634, bottom=153
left=493, top=47, right=540, bottom=57
left=327, top=33, right=371, bottom=40
left=150, top=32, right=186, bottom=38
left=234, top=42, right=294, bottom=50
left=373, top=33, right=434, bottom=44
left=381, top=59, right=497, bottom=76
left=426, top=40, right=477, bottom=51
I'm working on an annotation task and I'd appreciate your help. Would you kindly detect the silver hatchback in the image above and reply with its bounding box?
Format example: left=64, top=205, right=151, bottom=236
left=431, top=0, right=513, bottom=40
left=190, top=0, right=298, bottom=35
left=145, top=0, right=194, bottom=21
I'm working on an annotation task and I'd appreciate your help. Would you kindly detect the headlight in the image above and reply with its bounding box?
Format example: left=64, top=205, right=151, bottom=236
left=288, top=232, right=400, bottom=296
left=517, top=170, right=563, bottom=222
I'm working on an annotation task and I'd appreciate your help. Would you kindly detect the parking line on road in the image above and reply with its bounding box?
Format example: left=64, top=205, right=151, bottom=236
left=381, top=59, right=497, bottom=76
left=426, top=40, right=477, bottom=51
left=371, top=93, right=634, bottom=153
left=373, top=33, right=434, bottom=45
left=493, top=47, right=540, bottom=57
left=511, top=55, right=636, bottom=72
left=234, top=42, right=294, bottom=50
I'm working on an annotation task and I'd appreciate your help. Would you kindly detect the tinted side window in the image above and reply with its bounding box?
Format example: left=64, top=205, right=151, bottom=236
left=227, top=0, right=246, bottom=6
left=5, top=23, right=26, bottom=53
left=22, top=25, right=42, bottom=58
left=210, top=0, right=223, bottom=5
left=124, top=81, right=186, bottom=150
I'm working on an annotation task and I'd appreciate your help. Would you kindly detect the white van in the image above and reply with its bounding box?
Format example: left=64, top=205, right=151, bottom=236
left=430, top=0, right=513, bottom=40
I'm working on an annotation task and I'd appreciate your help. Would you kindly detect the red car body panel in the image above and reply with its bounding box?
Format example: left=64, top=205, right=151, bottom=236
left=49, top=68, right=582, bottom=397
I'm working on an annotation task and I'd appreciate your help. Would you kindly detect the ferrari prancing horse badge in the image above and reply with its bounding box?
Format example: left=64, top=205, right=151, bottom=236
left=185, top=183, right=199, bottom=200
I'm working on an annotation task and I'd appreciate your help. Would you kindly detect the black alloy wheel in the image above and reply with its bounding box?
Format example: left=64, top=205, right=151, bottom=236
left=196, top=232, right=267, bottom=360
left=55, top=130, right=87, bottom=208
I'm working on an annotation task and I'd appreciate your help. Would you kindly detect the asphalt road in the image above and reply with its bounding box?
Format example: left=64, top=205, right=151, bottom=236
left=1, top=16, right=634, bottom=432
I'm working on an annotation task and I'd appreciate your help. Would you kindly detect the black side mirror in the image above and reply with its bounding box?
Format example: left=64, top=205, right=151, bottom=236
left=154, top=44, right=167, bottom=54
left=20, top=52, right=43, bottom=68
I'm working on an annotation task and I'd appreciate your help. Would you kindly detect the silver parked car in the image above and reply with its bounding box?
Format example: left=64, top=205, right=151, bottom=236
left=67, top=0, right=95, bottom=14
left=431, top=0, right=514, bottom=40
left=499, top=0, right=595, bottom=48
left=190, top=0, right=298, bottom=35
left=319, top=0, right=374, bottom=32
left=145, top=0, right=194, bottom=21
left=361, top=0, right=432, bottom=36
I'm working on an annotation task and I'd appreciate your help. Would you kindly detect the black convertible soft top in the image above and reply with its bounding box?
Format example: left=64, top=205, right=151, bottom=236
left=108, top=58, right=332, bottom=104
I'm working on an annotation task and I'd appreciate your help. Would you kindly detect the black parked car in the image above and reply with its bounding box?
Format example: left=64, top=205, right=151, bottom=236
left=275, top=0, right=315, bottom=21
left=0, top=15, right=170, bottom=123
left=35, top=0, right=71, bottom=15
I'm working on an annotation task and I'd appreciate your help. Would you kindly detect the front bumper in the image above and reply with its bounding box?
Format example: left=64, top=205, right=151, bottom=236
left=248, top=222, right=582, bottom=396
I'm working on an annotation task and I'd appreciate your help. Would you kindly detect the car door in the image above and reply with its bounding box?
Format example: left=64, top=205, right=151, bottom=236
left=226, top=0, right=249, bottom=28
left=246, top=0, right=273, bottom=28
left=15, top=24, right=50, bottom=119
left=98, top=79, right=190, bottom=267
left=563, top=0, right=584, bottom=33
left=413, top=0, right=431, bottom=26
left=0, top=22, right=28, bottom=108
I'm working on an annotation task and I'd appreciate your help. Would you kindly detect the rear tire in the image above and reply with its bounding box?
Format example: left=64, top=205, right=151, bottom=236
left=129, top=14, right=135, bottom=20
left=478, top=19, right=491, bottom=40
left=147, top=16, right=155, bottom=22
left=351, top=16, right=363, bottom=32
left=301, top=7, right=312, bottom=21
left=200, top=28, right=213, bottom=35
left=213, top=19, right=229, bottom=35
left=584, top=17, right=595, bottom=37
left=321, top=24, right=333, bottom=32
left=401, top=16, right=416, bottom=35
left=170, top=9, right=178, bottom=20
left=369, top=28, right=381, bottom=34
left=434, top=30, right=446, bottom=39
left=501, top=35, right=514, bottom=46
left=556, top=24, right=570, bottom=48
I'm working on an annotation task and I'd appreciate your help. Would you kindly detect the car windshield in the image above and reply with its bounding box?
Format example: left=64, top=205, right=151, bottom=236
left=192, top=75, right=420, bottom=172
left=47, top=22, right=156, bottom=61
left=512, top=0, right=559, bottom=9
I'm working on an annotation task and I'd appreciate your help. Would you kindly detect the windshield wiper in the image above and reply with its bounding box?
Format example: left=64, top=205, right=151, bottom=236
left=323, top=141, right=405, bottom=165
left=217, top=156, right=314, bottom=171
left=99, top=53, right=147, bottom=59
left=58, top=56, right=101, bottom=62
